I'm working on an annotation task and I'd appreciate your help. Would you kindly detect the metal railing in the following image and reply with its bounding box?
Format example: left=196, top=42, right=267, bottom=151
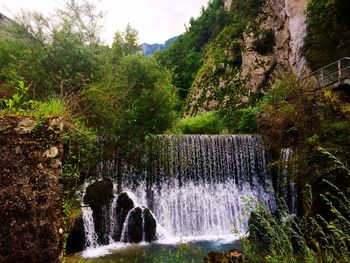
left=311, top=57, right=350, bottom=87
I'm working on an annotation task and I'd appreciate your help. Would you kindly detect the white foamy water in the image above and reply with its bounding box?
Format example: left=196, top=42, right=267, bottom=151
left=279, top=148, right=297, bottom=215
left=81, top=135, right=277, bottom=258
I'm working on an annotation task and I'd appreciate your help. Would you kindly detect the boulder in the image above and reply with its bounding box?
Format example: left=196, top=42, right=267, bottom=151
left=122, top=206, right=157, bottom=243
left=115, top=192, right=134, bottom=241
left=83, top=180, right=113, bottom=208
left=143, top=208, right=157, bottom=242
left=84, top=180, right=113, bottom=245
left=123, top=207, right=143, bottom=243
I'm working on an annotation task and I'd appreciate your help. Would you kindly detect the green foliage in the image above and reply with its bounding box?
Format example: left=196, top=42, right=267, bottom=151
left=1, top=82, right=74, bottom=119
left=244, top=171, right=350, bottom=262
left=83, top=53, right=178, bottom=164
left=110, top=23, right=140, bottom=65
left=1, top=80, right=31, bottom=112
left=233, top=0, right=264, bottom=22
left=156, top=0, right=232, bottom=99
left=0, top=0, right=105, bottom=97
left=151, top=244, right=202, bottom=263
left=304, top=0, right=350, bottom=69
left=236, top=107, right=259, bottom=133
left=84, top=54, right=178, bottom=137
left=62, top=196, right=82, bottom=252
left=156, top=0, right=265, bottom=101
left=34, top=97, right=70, bottom=118
left=183, top=0, right=265, bottom=119
left=169, top=111, right=224, bottom=134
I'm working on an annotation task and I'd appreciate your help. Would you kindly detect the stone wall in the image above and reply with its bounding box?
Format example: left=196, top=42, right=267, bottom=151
left=0, top=116, right=64, bottom=263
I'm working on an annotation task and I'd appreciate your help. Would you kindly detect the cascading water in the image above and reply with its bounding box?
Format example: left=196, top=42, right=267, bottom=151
left=81, top=182, right=99, bottom=249
left=120, top=208, right=134, bottom=243
left=81, top=135, right=277, bottom=250
left=278, top=148, right=297, bottom=215
left=82, top=206, right=99, bottom=248
left=129, top=135, right=276, bottom=237
left=107, top=182, right=118, bottom=243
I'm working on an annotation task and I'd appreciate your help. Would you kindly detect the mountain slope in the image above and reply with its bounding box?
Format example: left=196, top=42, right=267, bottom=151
left=140, top=36, right=177, bottom=57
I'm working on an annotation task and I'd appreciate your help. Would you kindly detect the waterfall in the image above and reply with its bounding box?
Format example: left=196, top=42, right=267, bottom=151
left=82, top=206, right=99, bottom=248
left=81, top=134, right=277, bottom=247
left=80, top=181, right=99, bottom=249
left=278, top=148, right=297, bottom=215
left=107, top=182, right=118, bottom=243
left=129, top=135, right=276, bottom=236
left=120, top=208, right=134, bottom=243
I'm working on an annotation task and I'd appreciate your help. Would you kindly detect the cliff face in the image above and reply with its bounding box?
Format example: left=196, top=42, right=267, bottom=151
left=0, top=13, right=14, bottom=39
left=242, top=0, right=309, bottom=92
left=0, top=117, right=64, bottom=262
left=185, top=0, right=310, bottom=116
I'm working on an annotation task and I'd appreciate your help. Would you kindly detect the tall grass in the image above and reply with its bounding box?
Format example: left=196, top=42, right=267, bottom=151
left=243, top=149, right=350, bottom=263
left=34, top=97, right=71, bottom=118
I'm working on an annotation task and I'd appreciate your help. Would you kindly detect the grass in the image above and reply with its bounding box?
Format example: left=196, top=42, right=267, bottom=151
left=242, top=149, right=350, bottom=263
left=34, top=97, right=71, bottom=118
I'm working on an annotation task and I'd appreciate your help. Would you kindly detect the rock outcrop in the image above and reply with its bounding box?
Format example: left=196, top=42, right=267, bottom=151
left=242, top=0, right=309, bottom=92
left=84, top=179, right=114, bottom=245
left=0, top=116, right=64, bottom=262
left=185, top=0, right=310, bottom=116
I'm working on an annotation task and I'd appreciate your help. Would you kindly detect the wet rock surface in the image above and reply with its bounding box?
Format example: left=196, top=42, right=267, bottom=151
left=84, top=179, right=114, bottom=245
left=143, top=208, right=157, bottom=242
left=84, top=180, right=113, bottom=208
left=122, top=206, right=157, bottom=243
left=115, top=192, right=134, bottom=241
left=123, top=207, right=144, bottom=243
left=0, top=116, right=64, bottom=263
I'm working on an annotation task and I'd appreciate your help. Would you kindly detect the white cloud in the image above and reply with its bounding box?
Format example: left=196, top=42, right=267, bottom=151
left=1, top=0, right=208, bottom=44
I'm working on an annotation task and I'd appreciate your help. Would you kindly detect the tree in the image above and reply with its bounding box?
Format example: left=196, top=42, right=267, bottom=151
left=109, top=24, right=140, bottom=70
left=0, top=0, right=105, bottom=97
left=83, top=53, right=178, bottom=163
left=155, top=0, right=231, bottom=100
left=304, top=0, right=350, bottom=69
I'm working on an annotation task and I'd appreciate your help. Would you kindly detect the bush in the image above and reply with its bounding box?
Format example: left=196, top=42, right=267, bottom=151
left=244, top=179, right=350, bottom=262
left=169, top=111, right=225, bottom=134
left=303, top=0, right=350, bottom=69
left=236, top=106, right=259, bottom=133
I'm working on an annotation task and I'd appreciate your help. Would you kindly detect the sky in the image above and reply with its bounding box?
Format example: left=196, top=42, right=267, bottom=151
left=1, top=0, right=209, bottom=44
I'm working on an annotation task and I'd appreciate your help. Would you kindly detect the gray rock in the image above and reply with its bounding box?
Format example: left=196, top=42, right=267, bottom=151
left=14, top=118, right=36, bottom=134
left=44, top=147, right=59, bottom=159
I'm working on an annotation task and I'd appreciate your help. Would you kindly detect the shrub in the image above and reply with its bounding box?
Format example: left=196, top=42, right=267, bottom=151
left=236, top=106, right=259, bottom=133
left=169, top=111, right=225, bottom=134
left=243, top=150, right=350, bottom=263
